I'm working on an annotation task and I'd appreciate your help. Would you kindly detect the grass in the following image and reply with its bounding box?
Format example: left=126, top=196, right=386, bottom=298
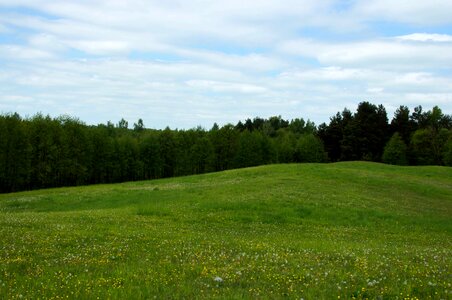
left=0, top=162, right=451, bottom=299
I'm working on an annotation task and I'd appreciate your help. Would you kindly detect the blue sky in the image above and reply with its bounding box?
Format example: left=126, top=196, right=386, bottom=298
left=1, top=0, right=451, bottom=129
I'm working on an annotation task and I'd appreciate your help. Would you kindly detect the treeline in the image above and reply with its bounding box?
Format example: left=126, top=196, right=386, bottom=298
left=318, top=102, right=452, bottom=166
left=1, top=102, right=451, bottom=193
left=0, top=113, right=324, bottom=193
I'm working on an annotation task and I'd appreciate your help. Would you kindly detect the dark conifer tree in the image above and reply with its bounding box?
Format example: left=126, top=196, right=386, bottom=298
left=341, top=102, right=388, bottom=161
left=390, top=106, right=414, bottom=144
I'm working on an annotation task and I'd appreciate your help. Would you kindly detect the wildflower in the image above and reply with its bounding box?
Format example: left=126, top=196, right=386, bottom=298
left=213, top=276, right=223, bottom=283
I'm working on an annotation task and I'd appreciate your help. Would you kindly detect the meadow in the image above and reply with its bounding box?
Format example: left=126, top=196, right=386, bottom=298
left=0, top=162, right=451, bottom=299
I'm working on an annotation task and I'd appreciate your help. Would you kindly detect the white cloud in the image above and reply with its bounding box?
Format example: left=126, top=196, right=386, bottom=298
left=367, top=87, right=384, bottom=93
left=279, top=67, right=366, bottom=81
left=279, top=38, right=452, bottom=69
left=0, top=0, right=329, bottom=48
left=0, top=45, right=55, bottom=60
left=396, top=33, right=452, bottom=43
left=186, top=80, right=267, bottom=94
left=0, top=0, right=451, bottom=128
left=28, top=33, right=67, bottom=52
left=66, top=40, right=131, bottom=55
left=352, top=0, right=452, bottom=26
left=174, top=49, right=286, bottom=73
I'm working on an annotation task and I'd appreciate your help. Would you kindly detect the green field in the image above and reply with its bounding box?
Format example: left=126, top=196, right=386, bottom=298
left=0, top=162, right=451, bottom=299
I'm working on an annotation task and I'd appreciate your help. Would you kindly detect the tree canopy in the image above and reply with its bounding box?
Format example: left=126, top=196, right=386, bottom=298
left=1, top=102, right=450, bottom=193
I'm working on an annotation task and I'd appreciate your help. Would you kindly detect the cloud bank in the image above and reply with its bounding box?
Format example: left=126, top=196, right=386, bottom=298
left=0, top=0, right=451, bottom=128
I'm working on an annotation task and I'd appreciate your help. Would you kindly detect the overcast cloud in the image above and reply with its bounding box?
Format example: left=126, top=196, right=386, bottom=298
left=0, top=0, right=451, bottom=128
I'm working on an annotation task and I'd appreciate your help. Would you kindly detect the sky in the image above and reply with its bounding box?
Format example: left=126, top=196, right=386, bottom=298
left=1, top=0, right=451, bottom=129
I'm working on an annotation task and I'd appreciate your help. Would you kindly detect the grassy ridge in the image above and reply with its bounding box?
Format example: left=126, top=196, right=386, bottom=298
left=0, top=162, right=451, bottom=299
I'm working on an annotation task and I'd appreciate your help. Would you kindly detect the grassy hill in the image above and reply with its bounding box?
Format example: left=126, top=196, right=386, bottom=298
left=1, top=162, right=451, bottom=299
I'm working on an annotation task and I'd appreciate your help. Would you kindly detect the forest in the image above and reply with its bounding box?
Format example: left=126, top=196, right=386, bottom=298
left=1, top=101, right=451, bottom=193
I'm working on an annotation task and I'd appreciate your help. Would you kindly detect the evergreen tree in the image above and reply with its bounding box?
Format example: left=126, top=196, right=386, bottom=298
left=341, top=102, right=388, bottom=161
left=410, top=106, right=428, bottom=129
left=318, top=109, right=352, bottom=162
left=244, top=119, right=254, bottom=131
left=390, top=106, right=414, bottom=144
left=268, top=116, right=289, bottom=131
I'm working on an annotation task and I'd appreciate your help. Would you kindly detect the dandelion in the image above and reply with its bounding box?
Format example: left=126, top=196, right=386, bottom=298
left=213, top=276, right=223, bottom=283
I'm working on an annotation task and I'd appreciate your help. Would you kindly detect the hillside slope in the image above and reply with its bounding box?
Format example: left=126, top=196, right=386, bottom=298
left=1, top=162, right=451, bottom=299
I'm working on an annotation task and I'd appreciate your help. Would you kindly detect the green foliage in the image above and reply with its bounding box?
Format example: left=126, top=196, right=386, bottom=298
left=382, top=132, right=408, bottom=165
left=341, top=102, right=388, bottom=161
left=274, top=130, right=297, bottom=163
left=140, top=133, right=162, bottom=179
left=133, top=118, right=145, bottom=132
left=0, top=103, right=450, bottom=193
left=28, top=114, right=63, bottom=188
left=158, top=127, right=178, bottom=178
left=210, top=124, right=238, bottom=171
left=59, top=116, right=89, bottom=185
left=189, top=135, right=215, bottom=174
left=294, top=134, right=328, bottom=162
left=317, top=109, right=352, bottom=162
left=444, top=133, right=452, bottom=166
left=0, top=163, right=451, bottom=299
left=411, top=128, right=450, bottom=165
left=319, top=103, right=451, bottom=165
left=390, top=105, right=414, bottom=144
left=0, top=113, right=31, bottom=192
left=233, top=131, right=269, bottom=168
left=117, top=118, right=128, bottom=129
left=410, top=129, right=434, bottom=165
